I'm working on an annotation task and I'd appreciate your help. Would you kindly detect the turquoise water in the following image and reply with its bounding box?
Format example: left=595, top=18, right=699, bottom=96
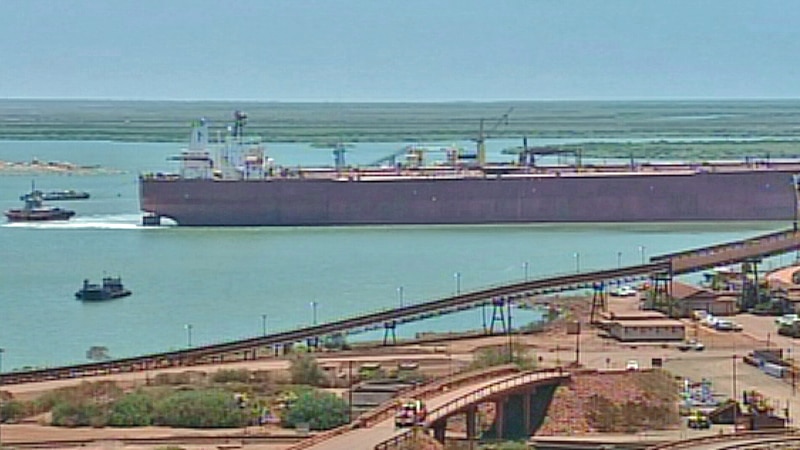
left=0, top=139, right=791, bottom=370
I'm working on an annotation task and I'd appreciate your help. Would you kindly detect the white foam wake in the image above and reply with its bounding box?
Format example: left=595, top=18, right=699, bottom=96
left=2, top=214, right=171, bottom=230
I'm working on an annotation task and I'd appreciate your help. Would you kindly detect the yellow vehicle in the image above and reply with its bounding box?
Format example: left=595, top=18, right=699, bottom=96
left=394, top=399, right=427, bottom=428
left=687, top=410, right=711, bottom=429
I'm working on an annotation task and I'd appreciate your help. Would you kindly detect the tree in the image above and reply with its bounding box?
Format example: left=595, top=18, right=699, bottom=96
left=289, top=352, right=326, bottom=386
left=281, top=390, right=349, bottom=431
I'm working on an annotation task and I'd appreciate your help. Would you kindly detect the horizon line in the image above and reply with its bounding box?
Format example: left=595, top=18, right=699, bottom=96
left=2, top=96, right=800, bottom=104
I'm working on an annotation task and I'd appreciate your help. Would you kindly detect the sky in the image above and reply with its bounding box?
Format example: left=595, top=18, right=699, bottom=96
left=2, top=0, right=800, bottom=102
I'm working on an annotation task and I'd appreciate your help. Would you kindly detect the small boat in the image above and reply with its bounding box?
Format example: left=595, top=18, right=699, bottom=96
left=75, top=276, right=132, bottom=301
left=20, top=189, right=90, bottom=201
left=4, top=193, right=75, bottom=222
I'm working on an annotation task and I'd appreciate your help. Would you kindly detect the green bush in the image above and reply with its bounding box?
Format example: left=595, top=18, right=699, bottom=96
left=470, top=344, right=537, bottom=370
left=153, top=389, right=248, bottom=428
left=51, top=401, right=106, bottom=428
left=108, top=391, right=155, bottom=426
left=289, top=353, right=326, bottom=386
left=0, top=399, right=26, bottom=423
left=281, top=390, right=349, bottom=431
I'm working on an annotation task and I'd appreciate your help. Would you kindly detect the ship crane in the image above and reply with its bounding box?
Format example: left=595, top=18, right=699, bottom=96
left=475, top=107, right=513, bottom=166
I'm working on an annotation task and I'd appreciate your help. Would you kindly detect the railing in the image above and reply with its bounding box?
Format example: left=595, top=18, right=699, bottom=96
left=655, top=228, right=800, bottom=274
left=374, top=368, right=570, bottom=450
left=286, top=364, right=522, bottom=450
left=425, top=367, right=569, bottom=425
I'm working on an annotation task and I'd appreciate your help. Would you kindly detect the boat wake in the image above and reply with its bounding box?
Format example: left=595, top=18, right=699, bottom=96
left=3, top=214, right=158, bottom=230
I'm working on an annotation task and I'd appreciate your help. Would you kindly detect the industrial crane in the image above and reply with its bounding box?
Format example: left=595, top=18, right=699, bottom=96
left=475, top=107, right=513, bottom=166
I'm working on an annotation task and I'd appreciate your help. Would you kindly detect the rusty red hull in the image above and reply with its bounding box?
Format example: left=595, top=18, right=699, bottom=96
left=139, top=168, right=799, bottom=226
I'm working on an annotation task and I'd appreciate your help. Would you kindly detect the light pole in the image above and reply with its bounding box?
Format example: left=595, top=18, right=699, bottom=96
left=397, top=286, right=404, bottom=308
left=574, top=252, right=581, bottom=273
left=454, top=272, right=461, bottom=295
left=732, top=354, right=738, bottom=432
left=523, top=261, right=529, bottom=281
left=261, top=314, right=267, bottom=336
left=639, top=245, right=646, bottom=265
left=310, top=301, right=319, bottom=326
left=185, top=324, right=193, bottom=348
left=0, top=347, right=4, bottom=448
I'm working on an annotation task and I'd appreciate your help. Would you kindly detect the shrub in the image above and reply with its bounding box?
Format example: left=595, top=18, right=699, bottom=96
left=281, top=390, right=349, bottom=431
left=153, top=389, right=248, bottom=428
left=212, top=369, right=251, bottom=384
left=289, top=353, right=326, bottom=386
left=108, top=391, right=155, bottom=426
left=0, top=400, right=26, bottom=423
left=470, top=343, right=536, bottom=370
left=51, top=401, right=106, bottom=427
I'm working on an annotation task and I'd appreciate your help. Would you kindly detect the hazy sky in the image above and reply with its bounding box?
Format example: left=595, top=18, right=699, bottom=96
left=2, top=0, right=800, bottom=102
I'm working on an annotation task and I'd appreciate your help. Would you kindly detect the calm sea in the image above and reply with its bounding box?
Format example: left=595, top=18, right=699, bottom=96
left=0, top=139, right=791, bottom=370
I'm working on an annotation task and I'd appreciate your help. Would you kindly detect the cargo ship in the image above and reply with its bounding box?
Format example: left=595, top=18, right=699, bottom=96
left=139, top=112, right=800, bottom=227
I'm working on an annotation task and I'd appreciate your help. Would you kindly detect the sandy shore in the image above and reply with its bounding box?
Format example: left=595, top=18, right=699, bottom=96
left=0, top=159, right=123, bottom=175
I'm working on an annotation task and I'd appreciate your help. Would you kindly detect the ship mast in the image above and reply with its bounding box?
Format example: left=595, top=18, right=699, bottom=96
left=476, top=107, right=513, bottom=166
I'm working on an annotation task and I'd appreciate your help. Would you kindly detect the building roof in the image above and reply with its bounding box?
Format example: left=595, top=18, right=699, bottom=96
left=766, top=264, right=800, bottom=286
left=671, top=281, right=735, bottom=301
left=605, top=311, right=668, bottom=320
left=610, top=319, right=685, bottom=328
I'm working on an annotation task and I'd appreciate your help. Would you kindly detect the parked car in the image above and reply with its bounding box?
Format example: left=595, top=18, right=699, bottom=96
left=677, top=339, right=705, bottom=351
left=776, top=314, right=799, bottom=326
left=611, top=285, right=637, bottom=297
left=625, top=359, right=640, bottom=371
left=715, top=319, right=742, bottom=331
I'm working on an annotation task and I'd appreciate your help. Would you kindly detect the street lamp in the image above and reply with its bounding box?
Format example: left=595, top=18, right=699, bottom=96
left=310, top=301, right=319, bottom=326
left=454, top=272, right=461, bottom=295
left=574, top=252, right=581, bottom=273
left=639, top=245, right=646, bottom=265
left=523, top=261, right=529, bottom=281
left=732, top=354, right=738, bottom=432
left=261, top=314, right=267, bottom=336
left=185, top=324, right=193, bottom=348
left=0, top=347, right=4, bottom=448
left=397, top=286, right=404, bottom=308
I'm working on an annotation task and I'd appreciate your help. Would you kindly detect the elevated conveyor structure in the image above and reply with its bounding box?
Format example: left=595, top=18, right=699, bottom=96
left=3, top=229, right=800, bottom=386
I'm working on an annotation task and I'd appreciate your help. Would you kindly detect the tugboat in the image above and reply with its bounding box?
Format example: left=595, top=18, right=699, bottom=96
left=75, top=276, right=132, bottom=301
left=4, top=192, right=76, bottom=222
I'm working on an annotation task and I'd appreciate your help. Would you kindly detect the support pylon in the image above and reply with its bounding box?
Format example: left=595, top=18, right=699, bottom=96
left=383, top=320, right=397, bottom=346
left=489, top=297, right=508, bottom=334
left=650, top=269, right=673, bottom=316
left=590, top=281, right=607, bottom=324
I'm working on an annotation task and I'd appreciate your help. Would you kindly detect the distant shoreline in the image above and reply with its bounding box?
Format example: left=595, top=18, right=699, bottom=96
left=2, top=99, right=800, bottom=146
